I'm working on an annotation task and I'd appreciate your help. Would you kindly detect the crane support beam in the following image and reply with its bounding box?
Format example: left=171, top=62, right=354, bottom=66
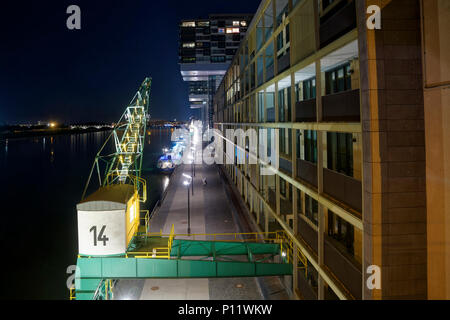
left=75, top=257, right=292, bottom=300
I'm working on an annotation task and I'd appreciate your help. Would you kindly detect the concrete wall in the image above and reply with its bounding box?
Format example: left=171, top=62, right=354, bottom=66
left=421, top=0, right=450, bottom=300
left=358, top=0, right=427, bottom=299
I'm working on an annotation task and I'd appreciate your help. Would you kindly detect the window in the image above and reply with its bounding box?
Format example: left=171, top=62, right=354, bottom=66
left=182, top=42, right=195, bottom=48
left=278, top=86, right=291, bottom=122
left=258, top=92, right=264, bottom=122
left=182, top=57, right=196, bottom=63
left=265, top=42, right=274, bottom=80
left=218, top=28, right=225, bottom=34
left=264, top=2, right=274, bottom=41
left=327, top=211, right=355, bottom=256
left=182, top=21, right=196, bottom=27
left=250, top=63, right=256, bottom=89
left=325, top=63, right=352, bottom=95
left=297, top=189, right=302, bottom=214
left=226, top=28, right=239, bottom=34
left=241, top=21, right=247, bottom=27
left=256, top=19, right=264, bottom=52
left=278, top=89, right=285, bottom=122
left=188, top=81, right=209, bottom=95
left=198, top=21, right=210, bottom=27
left=280, top=128, right=286, bottom=155
left=279, top=128, right=291, bottom=156
left=302, top=78, right=316, bottom=100
left=304, top=130, right=317, bottom=163
left=266, top=92, right=275, bottom=122
left=211, top=56, right=226, bottom=63
left=257, top=55, right=264, bottom=87
left=276, top=0, right=289, bottom=27
left=327, top=132, right=354, bottom=177
left=233, top=21, right=240, bottom=26
left=305, top=195, right=318, bottom=226
left=280, top=179, right=286, bottom=197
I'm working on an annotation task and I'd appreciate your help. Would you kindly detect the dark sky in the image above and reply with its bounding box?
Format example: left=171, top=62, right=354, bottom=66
left=0, top=0, right=260, bottom=124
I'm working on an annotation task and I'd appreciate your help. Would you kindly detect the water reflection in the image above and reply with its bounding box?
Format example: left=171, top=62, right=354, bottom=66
left=163, top=176, right=170, bottom=192
left=0, top=130, right=172, bottom=299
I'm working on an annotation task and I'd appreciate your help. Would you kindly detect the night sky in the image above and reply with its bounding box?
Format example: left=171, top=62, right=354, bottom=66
left=0, top=0, right=261, bottom=124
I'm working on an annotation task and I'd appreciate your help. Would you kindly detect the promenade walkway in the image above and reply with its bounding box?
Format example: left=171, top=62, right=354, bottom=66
left=113, top=160, right=289, bottom=300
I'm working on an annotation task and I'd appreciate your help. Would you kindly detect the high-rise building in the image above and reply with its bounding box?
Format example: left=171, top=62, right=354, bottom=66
left=213, top=0, right=450, bottom=300
left=179, top=14, right=253, bottom=128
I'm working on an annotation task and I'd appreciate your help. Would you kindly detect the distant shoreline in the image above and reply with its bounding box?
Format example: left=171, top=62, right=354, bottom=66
left=0, top=127, right=113, bottom=141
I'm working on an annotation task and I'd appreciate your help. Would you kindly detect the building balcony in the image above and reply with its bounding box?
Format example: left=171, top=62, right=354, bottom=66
left=280, top=197, right=292, bottom=215
left=279, top=157, right=292, bottom=175
left=323, top=168, right=362, bottom=212
left=277, top=54, right=290, bottom=74
left=297, top=268, right=318, bottom=300
left=319, top=0, right=356, bottom=48
left=324, top=236, right=362, bottom=299
left=297, top=159, right=318, bottom=188
left=295, top=99, right=317, bottom=122
left=322, top=89, right=361, bottom=122
left=298, top=218, right=318, bottom=253
left=268, top=187, right=277, bottom=212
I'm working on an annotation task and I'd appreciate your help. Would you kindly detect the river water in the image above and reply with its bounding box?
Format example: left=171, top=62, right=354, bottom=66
left=0, top=129, right=172, bottom=299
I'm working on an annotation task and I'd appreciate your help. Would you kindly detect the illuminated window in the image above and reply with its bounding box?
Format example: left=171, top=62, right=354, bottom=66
left=183, top=42, right=195, bottom=48
left=241, top=21, right=247, bottom=27
left=233, top=21, right=240, bottom=26
left=182, top=21, right=196, bottom=27
left=218, top=28, right=225, bottom=33
left=227, top=28, right=240, bottom=34
left=198, top=21, right=210, bottom=27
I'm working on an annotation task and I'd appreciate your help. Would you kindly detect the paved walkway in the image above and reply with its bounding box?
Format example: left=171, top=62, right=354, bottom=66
left=114, top=160, right=288, bottom=300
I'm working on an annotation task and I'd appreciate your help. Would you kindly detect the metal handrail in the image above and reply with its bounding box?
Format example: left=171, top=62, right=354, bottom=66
left=104, top=173, right=147, bottom=203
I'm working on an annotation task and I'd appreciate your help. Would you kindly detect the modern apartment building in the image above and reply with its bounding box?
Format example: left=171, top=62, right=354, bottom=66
left=212, top=0, right=450, bottom=300
left=179, top=14, right=253, bottom=128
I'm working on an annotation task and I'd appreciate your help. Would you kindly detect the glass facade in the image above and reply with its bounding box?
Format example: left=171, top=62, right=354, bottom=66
left=327, top=132, right=353, bottom=177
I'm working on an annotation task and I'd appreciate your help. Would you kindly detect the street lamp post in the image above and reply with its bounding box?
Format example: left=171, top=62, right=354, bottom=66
left=187, top=183, right=191, bottom=235
left=183, top=176, right=192, bottom=235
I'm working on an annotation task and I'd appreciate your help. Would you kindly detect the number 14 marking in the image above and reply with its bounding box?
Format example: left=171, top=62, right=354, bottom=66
left=89, top=226, right=110, bottom=247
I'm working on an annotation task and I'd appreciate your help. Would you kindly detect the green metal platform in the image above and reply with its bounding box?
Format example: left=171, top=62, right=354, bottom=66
left=75, top=238, right=293, bottom=300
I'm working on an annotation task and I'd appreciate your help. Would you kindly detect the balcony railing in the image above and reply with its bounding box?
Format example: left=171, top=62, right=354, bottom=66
left=297, top=269, right=318, bottom=300
left=280, top=197, right=293, bottom=215
left=277, top=53, right=290, bottom=74
left=298, top=218, right=318, bottom=253
left=268, top=187, right=277, bottom=211
left=324, top=236, right=362, bottom=299
left=323, top=168, right=362, bottom=212
left=279, top=157, right=292, bottom=175
left=295, top=99, right=317, bottom=122
left=322, top=89, right=361, bottom=122
left=297, top=159, right=318, bottom=188
left=319, top=0, right=356, bottom=48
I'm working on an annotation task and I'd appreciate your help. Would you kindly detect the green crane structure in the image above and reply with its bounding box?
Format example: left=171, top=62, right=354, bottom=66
left=81, top=77, right=152, bottom=202
left=72, top=78, right=299, bottom=301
